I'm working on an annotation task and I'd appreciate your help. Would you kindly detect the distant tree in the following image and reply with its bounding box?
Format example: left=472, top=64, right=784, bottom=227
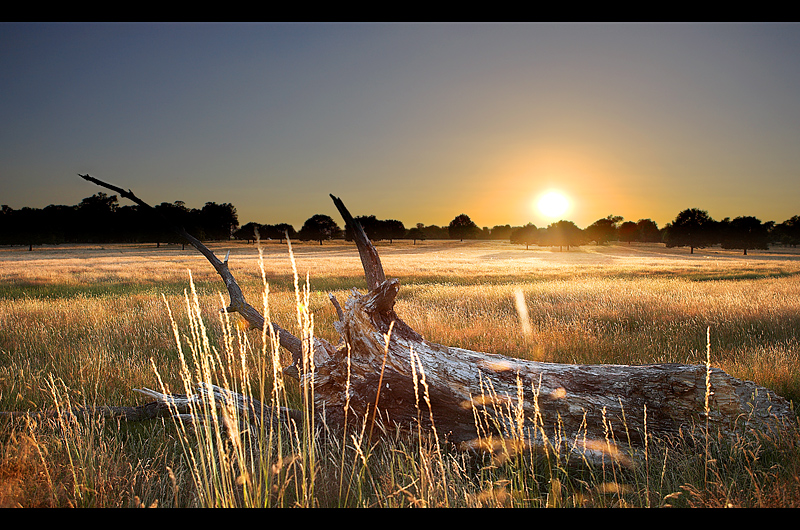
left=406, top=227, right=426, bottom=245
left=772, top=216, right=800, bottom=247
left=10, top=206, right=52, bottom=250
left=77, top=192, right=119, bottom=242
left=113, top=204, right=144, bottom=243
left=78, top=192, right=118, bottom=213
left=490, top=224, right=513, bottom=240
left=510, top=223, right=539, bottom=249
left=153, top=201, right=196, bottom=246
left=420, top=224, right=449, bottom=240
left=448, top=214, right=480, bottom=241
left=618, top=221, right=639, bottom=244
left=585, top=215, right=623, bottom=245
left=200, top=202, right=239, bottom=240
left=543, top=220, right=583, bottom=251
left=298, top=214, right=342, bottom=245
left=720, top=216, right=772, bottom=255
left=636, top=219, right=662, bottom=243
left=0, top=205, right=12, bottom=245
left=264, top=223, right=297, bottom=243
left=40, top=204, right=78, bottom=244
left=381, top=219, right=406, bottom=243
left=664, top=208, right=716, bottom=254
left=350, top=215, right=382, bottom=241
left=233, top=222, right=263, bottom=243
left=345, top=216, right=406, bottom=243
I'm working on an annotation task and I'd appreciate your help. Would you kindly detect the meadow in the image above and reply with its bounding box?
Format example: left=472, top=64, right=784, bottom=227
left=1, top=238, right=799, bottom=507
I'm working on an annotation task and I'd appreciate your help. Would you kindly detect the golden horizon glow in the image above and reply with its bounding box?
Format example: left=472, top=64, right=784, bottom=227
left=536, top=190, right=570, bottom=219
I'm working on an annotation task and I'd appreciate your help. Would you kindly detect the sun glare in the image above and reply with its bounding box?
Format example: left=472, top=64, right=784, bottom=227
left=536, top=191, right=570, bottom=219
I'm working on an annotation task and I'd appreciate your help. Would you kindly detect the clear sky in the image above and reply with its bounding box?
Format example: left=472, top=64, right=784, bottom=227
left=2, top=22, right=800, bottom=230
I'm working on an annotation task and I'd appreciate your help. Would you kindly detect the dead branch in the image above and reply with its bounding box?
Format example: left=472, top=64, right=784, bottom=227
left=77, top=173, right=336, bottom=370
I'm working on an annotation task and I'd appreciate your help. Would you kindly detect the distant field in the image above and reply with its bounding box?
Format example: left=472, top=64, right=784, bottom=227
left=4, top=238, right=800, bottom=287
left=1, top=239, right=799, bottom=507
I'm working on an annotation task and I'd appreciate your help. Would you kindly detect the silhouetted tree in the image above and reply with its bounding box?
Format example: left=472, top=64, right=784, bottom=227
left=720, top=216, right=772, bottom=255
left=510, top=223, right=540, bottom=249
left=153, top=201, right=195, bottom=246
left=11, top=206, right=66, bottom=250
left=490, top=224, right=513, bottom=240
left=406, top=227, right=426, bottom=245
left=420, top=224, right=448, bottom=240
left=636, top=219, right=662, bottom=243
left=0, top=205, right=12, bottom=245
left=618, top=221, right=639, bottom=244
left=78, top=192, right=118, bottom=213
left=77, top=192, right=119, bottom=242
left=233, top=222, right=263, bottom=243
left=298, top=214, right=342, bottom=245
left=664, top=208, right=716, bottom=254
left=256, top=223, right=297, bottom=242
left=772, top=216, right=800, bottom=247
left=381, top=219, right=406, bottom=243
left=346, top=216, right=407, bottom=244
left=200, top=202, right=239, bottom=240
left=448, top=214, right=480, bottom=241
left=543, top=220, right=583, bottom=251
left=349, top=215, right=382, bottom=242
left=113, top=204, right=145, bottom=243
left=40, top=204, right=78, bottom=244
left=585, top=215, right=623, bottom=245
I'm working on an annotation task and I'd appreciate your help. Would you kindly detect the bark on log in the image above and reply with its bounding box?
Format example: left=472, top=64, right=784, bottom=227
left=20, top=175, right=791, bottom=466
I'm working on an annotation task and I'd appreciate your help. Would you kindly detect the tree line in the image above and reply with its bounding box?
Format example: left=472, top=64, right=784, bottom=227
left=508, top=209, right=800, bottom=255
left=2, top=193, right=799, bottom=255
left=0, top=193, right=238, bottom=250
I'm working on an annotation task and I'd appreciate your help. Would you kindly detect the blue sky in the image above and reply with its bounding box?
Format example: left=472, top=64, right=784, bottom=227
left=2, top=22, right=800, bottom=230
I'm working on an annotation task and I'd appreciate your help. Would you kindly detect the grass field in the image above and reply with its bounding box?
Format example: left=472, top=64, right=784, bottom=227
left=1, top=239, right=799, bottom=507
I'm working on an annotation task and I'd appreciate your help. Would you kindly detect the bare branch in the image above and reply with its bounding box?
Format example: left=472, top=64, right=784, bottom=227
left=78, top=173, right=336, bottom=369
left=328, top=293, right=344, bottom=321
left=329, top=194, right=385, bottom=291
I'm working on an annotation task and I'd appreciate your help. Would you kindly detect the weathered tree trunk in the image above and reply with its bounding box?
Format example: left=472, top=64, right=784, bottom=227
left=314, top=282, right=793, bottom=455
left=22, top=175, right=790, bottom=465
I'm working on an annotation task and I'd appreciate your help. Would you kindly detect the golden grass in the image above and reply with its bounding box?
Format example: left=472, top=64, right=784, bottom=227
left=1, top=239, right=800, bottom=507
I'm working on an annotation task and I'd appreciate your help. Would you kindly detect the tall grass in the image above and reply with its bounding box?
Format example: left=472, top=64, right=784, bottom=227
left=1, top=240, right=799, bottom=507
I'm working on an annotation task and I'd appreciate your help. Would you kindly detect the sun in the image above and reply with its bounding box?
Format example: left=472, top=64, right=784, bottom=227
left=536, top=190, right=570, bottom=219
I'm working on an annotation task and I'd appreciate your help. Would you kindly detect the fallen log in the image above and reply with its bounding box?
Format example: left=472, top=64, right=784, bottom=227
left=8, top=174, right=790, bottom=466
